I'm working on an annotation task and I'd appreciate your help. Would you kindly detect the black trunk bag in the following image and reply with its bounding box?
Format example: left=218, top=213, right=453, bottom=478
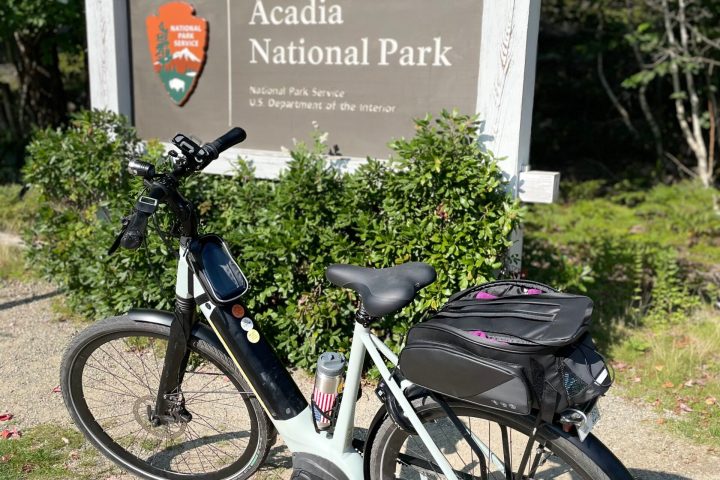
left=399, top=280, right=612, bottom=420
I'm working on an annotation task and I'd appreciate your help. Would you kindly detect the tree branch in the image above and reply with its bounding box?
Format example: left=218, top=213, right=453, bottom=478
left=665, top=151, right=697, bottom=178
left=597, top=52, right=639, bottom=138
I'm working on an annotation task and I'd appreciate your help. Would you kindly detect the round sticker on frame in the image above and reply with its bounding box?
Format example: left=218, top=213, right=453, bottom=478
left=247, top=329, right=260, bottom=344
left=240, top=317, right=253, bottom=331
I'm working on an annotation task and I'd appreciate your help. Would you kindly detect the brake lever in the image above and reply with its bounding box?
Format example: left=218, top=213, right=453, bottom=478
left=108, top=216, right=130, bottom=256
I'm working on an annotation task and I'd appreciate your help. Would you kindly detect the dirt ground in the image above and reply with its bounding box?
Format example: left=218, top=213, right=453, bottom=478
left=1, top=280, right=718, bottom=479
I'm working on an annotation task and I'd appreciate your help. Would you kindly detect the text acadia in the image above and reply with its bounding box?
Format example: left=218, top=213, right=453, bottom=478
left=250, top=0, right=343, bottom=26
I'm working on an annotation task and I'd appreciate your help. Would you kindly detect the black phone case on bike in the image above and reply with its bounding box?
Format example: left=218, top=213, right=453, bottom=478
left=187, top=234, right=248, bottom=305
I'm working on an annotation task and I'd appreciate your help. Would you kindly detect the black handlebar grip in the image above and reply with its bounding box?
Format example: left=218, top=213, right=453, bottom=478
left=201, top=127, right=247, bottom=161
left=120, top=210, right=150, bottom=250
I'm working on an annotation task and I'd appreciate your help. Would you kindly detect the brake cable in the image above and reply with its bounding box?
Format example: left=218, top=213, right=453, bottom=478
left=152, top=211, right=180, bottom=260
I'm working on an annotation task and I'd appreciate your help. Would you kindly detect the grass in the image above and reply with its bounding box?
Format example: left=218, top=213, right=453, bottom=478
left=0, top=184, right=38, bottom=235
left=0, top=184, right=40, bottom=284
left=0, top=424, right=103, bottom=480
left=0, top=245, right=27, bottom=282
left=610, top=307, right=720, bottom=445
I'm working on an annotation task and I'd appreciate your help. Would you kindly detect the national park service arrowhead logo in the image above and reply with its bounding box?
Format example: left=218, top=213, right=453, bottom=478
left=146, top=2, right=208, bottom=106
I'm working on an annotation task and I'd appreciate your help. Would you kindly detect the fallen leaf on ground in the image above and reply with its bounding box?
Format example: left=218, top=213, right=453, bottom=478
left=656, top=418, right=666, bottom=425
left=52, top=385, right=61, bottom=393
left=683, top=379, right=694, bottom=387
left=678, top=403, right=693, bottom=413
left=612, top=361, right=628, bottom=371
left=0, top=413, right=12, bottom=422
left=662, top=381, right=674, bottom=388
left=654, top=365, right=665, bottom=372
left=0, top=454, right=11, bottom=463
left=632, top=376, right=642, bottom=383
left=21, top=463, right=34, bottom=473
left=62, top=437, right=70, bottom=445
left=1, top=427, right=21, bottom=439
left=706, top=397, right=717, bottom=406
left=69, top=450, right=80, bottom=460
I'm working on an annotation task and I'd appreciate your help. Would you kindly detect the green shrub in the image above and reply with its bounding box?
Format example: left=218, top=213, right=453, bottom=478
left=23, top=111, right=177, bottom=316
left=23, top=109, right=521, bottom=368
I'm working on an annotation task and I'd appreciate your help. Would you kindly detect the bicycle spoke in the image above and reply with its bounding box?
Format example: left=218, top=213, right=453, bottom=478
left=191, top=414, right=249, bottom=450
left=183, top=374, right=226, bottom=403
left=104, top=343, right=156, bottom=397
left=84, top=362, right=147, bottom=397
left=499, top=425, right=513, bottom=480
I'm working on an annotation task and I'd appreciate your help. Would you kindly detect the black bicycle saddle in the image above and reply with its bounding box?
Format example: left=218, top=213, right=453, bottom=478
left=325, top=262, right=437, bottom=317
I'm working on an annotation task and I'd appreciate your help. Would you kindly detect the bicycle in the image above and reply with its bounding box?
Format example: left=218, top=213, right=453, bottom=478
left=60, top=127, right=634, bottom=480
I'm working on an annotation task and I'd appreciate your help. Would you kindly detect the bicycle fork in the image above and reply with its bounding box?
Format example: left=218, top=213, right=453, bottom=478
left=151, top=296, right=196, bottom=425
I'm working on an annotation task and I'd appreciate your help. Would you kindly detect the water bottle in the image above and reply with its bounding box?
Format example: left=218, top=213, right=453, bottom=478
left=312, top=352, right=346, bottom=431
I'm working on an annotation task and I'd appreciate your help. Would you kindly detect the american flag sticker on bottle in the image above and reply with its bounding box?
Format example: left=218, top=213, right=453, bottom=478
left=312, top=388, right=338, bottom=427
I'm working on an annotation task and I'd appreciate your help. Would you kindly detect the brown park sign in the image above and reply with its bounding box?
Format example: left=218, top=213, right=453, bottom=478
left=129, top=0, right=484, bottom=159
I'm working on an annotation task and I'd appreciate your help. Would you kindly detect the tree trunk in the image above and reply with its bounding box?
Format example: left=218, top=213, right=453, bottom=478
left=677, top=0, right=710, bottom=186
left=661, top=0, right=710, bottom=186
left=11, top=30, right=68, bottom=131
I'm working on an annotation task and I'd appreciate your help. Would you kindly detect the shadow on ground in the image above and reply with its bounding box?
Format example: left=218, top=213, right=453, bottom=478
left=255, top=459, right=701, bottom=479
left=0, top=289, right=61, bottom=311
left=629, top=469, right=697, bottom=480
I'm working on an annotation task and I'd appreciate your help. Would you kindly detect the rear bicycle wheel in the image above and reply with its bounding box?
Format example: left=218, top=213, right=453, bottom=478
left=369, top=396, right=618, bottom=480
left=60, top=315, right=272, bottom=480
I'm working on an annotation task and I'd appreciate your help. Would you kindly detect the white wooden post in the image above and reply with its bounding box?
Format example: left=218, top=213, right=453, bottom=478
left=85, top=0, right=133, bottom=117
left=476, top=0, right=544, bottom=270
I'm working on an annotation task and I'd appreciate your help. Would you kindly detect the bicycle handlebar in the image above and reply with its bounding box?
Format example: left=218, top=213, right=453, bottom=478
left=112, top=127, right=247, bottom=253
left=198, top=127, right=247, bottom=162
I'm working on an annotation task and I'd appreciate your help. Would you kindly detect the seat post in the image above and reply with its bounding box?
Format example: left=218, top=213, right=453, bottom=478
left=354, top=303, right=376, bottom=327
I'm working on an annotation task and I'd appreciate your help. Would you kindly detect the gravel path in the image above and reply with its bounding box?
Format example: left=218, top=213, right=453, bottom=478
left=1, top=280, right=718, bottom=479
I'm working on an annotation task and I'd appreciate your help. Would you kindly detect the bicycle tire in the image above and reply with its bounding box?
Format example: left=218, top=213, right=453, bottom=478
left=369, top=395, right=622, bottom=480
left=60, top=315, right=273, bottom=480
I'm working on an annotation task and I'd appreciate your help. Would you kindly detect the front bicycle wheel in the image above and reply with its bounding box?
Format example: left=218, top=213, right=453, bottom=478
left=60, top=315, right=272, bottom=480
left=369, top=396, right=621, bottom=480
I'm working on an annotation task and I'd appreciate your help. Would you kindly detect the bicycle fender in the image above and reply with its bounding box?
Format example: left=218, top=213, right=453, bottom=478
left=127, top=308, right=224, bottom=352
left=556, top=428, right=634, bottom=480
